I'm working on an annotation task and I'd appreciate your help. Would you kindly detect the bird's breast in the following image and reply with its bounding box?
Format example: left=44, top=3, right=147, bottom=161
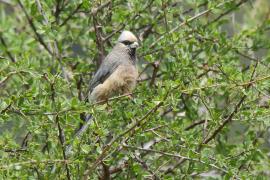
left=89, top=65, right=138, bottom=102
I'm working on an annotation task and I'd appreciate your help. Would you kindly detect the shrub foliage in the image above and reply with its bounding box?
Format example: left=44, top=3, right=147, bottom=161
left=0, top=0, right=270, bottom=179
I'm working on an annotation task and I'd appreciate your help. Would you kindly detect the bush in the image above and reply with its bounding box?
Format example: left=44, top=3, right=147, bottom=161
left=0, top=0, right=270, bottom=179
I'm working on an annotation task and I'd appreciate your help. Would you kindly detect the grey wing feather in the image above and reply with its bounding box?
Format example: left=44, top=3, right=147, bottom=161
left=88, top=59, right=120, bottom=93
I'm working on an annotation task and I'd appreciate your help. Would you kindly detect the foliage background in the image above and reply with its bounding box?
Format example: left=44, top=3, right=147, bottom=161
left=0, top=0, right=270, bottom=179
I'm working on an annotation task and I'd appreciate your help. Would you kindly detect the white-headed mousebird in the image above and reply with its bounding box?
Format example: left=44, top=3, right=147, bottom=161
left=88, top=30, right=139, bottom=102
left=66, top=31, right=139, bottom=156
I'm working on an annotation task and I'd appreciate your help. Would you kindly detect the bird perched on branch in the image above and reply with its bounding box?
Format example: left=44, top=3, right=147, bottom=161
left=66, top=31, right=139, bottom=155
left=88, top=30, right=139, bottom=102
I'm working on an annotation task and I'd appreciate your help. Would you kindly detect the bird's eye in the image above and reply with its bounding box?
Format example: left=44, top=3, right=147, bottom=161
left=121, top=40, right=132, bottom=45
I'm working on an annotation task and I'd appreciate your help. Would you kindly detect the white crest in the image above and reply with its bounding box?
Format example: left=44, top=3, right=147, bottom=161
left=118, top=30, right=138, bottom=43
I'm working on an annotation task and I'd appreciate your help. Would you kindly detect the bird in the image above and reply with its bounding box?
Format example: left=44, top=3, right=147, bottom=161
left=88, top=30, right=139, bottom=103
left=65, top=31, right=139, bottom=155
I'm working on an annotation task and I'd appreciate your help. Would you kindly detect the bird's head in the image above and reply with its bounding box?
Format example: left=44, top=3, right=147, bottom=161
left=118, top=30, right=139, bottom=50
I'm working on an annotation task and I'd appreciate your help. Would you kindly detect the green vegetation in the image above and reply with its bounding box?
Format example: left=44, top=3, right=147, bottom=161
left=0, top=0, right=270, bottom=179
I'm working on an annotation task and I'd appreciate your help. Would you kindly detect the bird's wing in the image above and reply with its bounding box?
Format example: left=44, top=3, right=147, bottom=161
left=88, top=58, right=121, bottom=93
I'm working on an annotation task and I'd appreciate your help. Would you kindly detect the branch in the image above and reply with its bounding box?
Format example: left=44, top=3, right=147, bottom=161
left=123, top=144, right=229, bottom=174
left=106, top=137, right=164, bottom=177
left=56, top=115, right=71, bottom=180
left=149, top=0, right=235, bottom=49
left=133, top=154, right=160, bottom=180
left=202, top=58, right=258, bottom=145
left=44, top=74, right=71, bottom=179
left=65, top=92, right=139, bottom=157
left=17, top=0, right=53, bottom=55
left=164, top=58, right=260, bottom=174
left=54, top=0, right=63, bottom=23
left=35, top=0, right=71, bottom=81
left=92, top=15, right=105, bottom=66
left=184, top=120, right=206, bottom=131
left=0, top=34, right=16, bottom=62
left=150, top=61, right=160, bottom=87
left=91, top=1, right=113, bottom=49
left=65, top=114, right=93, bottom=156
left=91, top=1, right=111, bottom=15
left=2, top=148, right=27, bottom=153
left=99, top=162, right=111, bottom=180
left=103, top=0, right=154, bottom=42
left=0, top=0, right=12, bottom=5
left=21, top=131, right=32, bottom=149
left=83, top=101, right=164, bottom=178
left=0, top=70, right=29, bottom=88
left=60, top=3, right=83, bottom=27
left=0, top=159, right=76, bottom=170
left=206, top=0, right=249, bottom=26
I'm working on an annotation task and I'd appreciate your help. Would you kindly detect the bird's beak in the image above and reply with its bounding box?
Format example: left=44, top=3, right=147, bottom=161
left=130, top=42, right=139, bottom=49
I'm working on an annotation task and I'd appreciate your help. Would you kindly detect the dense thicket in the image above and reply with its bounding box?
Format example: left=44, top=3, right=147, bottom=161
left=0, top=0, right=270, bottom=179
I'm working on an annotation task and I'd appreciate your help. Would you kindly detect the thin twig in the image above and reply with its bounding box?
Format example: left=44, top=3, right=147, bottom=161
left=83, top=101, right=164, bottom=178
left=184, top=120, right=206, bottom=131
left=0, top=34, right=16, bottom=62
left=202, top=58, right=258, bottom=145
left=149, top=0, right=235, bottom=48
left=150, top=61, right=160, bottom=87
left=0, top=159, right=77, bottom=170
left=206, top=0, right=248, bottom=26
left=44, top=74, right=71, bottom=180
left=0, top=70, right=29, bottom=87
left=163, top=55, right=260, bottom=175
left=35, top=0, right=71, bottom=82
left=56, top=115, right=71, bottom=180
left=17, top=0, right=53, bottom=55
left=60, top=3, right=83, bottom=27
left=124, top=144, right=229, bottom=174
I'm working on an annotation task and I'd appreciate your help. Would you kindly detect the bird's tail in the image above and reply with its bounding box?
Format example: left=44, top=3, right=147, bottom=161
left=65, top=113, right=93, bottom=156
